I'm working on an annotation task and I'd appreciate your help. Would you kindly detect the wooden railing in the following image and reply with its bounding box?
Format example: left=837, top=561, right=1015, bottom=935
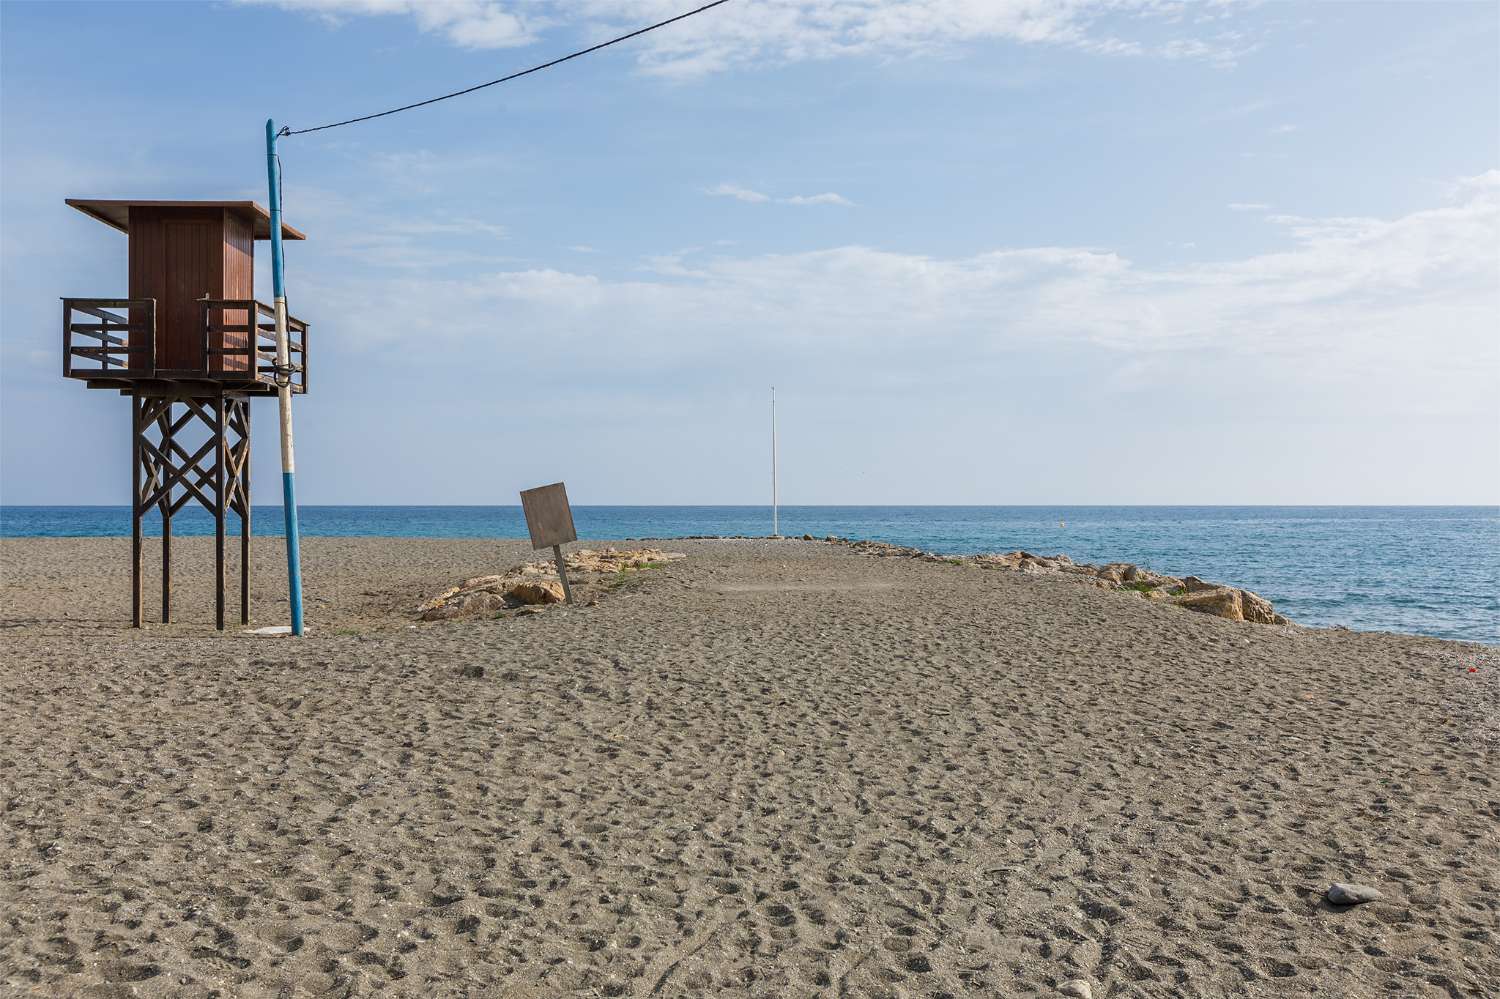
left=201, top=299, right=309, bottom=393
left=62, top=298, right=155, bottom=377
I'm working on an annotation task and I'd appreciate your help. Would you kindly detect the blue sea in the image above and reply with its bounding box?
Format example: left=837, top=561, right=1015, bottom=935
left=2, top=505, right=1496, bottom=644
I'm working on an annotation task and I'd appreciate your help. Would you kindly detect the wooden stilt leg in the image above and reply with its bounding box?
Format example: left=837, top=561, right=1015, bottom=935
left=131, top=395, right=142, bottom=628
left=160, top=402, right=172, bottom=624
left=215, top=393, right=226, bottom=631
left=240, top=400, right=251, bottom=626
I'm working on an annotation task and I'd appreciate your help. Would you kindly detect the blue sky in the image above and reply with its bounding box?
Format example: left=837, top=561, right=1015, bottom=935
left=2, top=0, right=1496, bottom=505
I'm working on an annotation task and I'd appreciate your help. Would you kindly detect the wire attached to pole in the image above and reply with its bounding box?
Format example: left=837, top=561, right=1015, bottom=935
left=280, top=0, right=732, bottom=137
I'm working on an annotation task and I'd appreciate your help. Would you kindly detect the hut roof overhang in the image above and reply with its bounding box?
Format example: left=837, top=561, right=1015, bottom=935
left=65, top=199, right=306, bottom=240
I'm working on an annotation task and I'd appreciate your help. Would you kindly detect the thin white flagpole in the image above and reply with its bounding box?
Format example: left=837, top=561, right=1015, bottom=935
left=771, top=386, right=778, bottom=537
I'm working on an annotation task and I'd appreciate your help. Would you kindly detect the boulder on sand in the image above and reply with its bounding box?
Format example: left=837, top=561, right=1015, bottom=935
left=1326, top=882, right=1382, bottom=906
left=421, top=590, right=506, bottom=621
left=1175, top=586, right=1244, bottom=622
left=1239, top=588, right=1277, bottom=624
left=506, top=581, right=565, bottom=606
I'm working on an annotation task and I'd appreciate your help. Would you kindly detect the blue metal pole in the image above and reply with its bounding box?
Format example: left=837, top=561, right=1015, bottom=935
left=266, top=119, right=305, bottom=635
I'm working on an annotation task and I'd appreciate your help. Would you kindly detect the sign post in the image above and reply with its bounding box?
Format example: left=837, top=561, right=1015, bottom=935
left=520, top=482, right=577, bottom=604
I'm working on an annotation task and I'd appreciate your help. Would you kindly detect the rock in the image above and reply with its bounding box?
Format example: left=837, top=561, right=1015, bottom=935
left=505, top=581, right=565, bottom=605
left=1182, top=575, right=1220, bottom=594
left=802, top=533, right=814, bottom=541
left=1058, top=980, right=1093, bottom=999
left=465, top=592, right=507, bottom=612
left=460, top=574, right=506, bottom=590
left=416, top=586, right=460, bottom=614
left=424, top=591, right=506, bottom=620
left=1271, top=612, right=1290, bottom=625
left=458, top=664, right=485, bottom=679
left=1239, top=588, right=1277, bottom=624
left=1175, top=586, right=1244, bottom=621
left=1327, top=882, right=1382, bottom=906
left=1095, top=563, right=1133, bottom=584
left=566, top=548, right=685, bottom=573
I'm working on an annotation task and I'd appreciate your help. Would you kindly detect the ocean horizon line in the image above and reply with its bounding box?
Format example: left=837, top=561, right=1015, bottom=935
left=5, top=502, right=1497, bottom=511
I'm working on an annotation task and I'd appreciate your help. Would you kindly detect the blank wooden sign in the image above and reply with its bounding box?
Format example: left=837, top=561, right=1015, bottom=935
left=519, top=482, right=577, bottom=551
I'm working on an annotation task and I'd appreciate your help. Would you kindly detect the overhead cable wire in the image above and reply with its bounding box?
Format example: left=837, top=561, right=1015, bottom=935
left=280, top=0, right=733, bottom=136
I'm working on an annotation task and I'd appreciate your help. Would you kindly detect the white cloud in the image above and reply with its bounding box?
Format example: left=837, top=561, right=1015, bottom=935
left=385, top=217, right=509, bottom=239
left=316, top=173, right=1497, bottom=420
left=609, top=0, right=1260, bottom=76
left=1228, top=201, right=1270, bottom=212
left=242, top=0, right=1260, bottom=71
left=707, top=183, right=854, bottom=206
left=783, top=192, right=854, bottom=206
left=240, top=0, right=539, bottom=49
left=706, top=182, right=772, bottom=203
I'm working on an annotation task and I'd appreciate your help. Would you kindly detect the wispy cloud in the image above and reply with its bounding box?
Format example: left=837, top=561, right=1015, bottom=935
left=707, top=183, right=853, bottom=206
left=706, top=182, right=772, bottom=204
left=240, top=0, right=1261, bottom=72
left=239, top=0, right=540, bottom=49
left=384, top=217, right=509, bottom=239
left=315, top=173, right=1498, bottom=423
left=1227, top=201, right=1270, bottom=212
left=784, top=192, right=854, bottom=206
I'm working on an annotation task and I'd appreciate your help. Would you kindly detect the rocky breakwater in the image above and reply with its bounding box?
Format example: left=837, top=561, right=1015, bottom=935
left=836, top=539, right=1289, bottom=625
left=418, top=548, right=685, bottom=621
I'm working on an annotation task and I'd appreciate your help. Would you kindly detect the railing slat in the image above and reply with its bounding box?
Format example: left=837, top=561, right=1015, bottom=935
left=71, top=345, right=149, bottom=357
left=64, top=298, right=156, bottom=380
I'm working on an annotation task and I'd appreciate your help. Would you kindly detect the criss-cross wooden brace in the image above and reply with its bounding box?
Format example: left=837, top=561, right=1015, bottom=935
left=131, top=391, right=252, bottom=630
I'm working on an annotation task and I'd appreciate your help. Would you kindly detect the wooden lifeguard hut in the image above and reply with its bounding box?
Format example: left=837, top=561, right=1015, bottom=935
left=61, top=199, right=309, bottom=630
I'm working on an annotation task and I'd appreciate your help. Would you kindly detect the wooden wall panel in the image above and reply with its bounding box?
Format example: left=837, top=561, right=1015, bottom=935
left=220, top=211, right=255, bottom=373
left=126, top=209, right=164, bottom=372
left=161, top=216, right=222, bottom=370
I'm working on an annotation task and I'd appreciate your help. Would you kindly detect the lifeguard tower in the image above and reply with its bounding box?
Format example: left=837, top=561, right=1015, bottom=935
left=61, top=199, right=309, bottom=630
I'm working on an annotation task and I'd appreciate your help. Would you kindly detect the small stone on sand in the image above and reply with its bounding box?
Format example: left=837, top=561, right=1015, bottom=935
left=1058, top=980, right=1093, bottom=999
left=1327, top=882, right=1382, bottom=905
